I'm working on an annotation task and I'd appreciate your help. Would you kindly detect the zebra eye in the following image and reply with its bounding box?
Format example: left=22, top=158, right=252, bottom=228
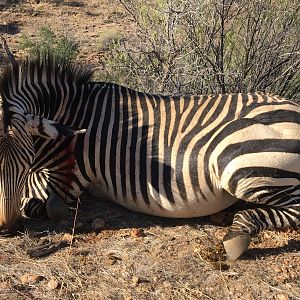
left=24, top=113, right=86, bottom=139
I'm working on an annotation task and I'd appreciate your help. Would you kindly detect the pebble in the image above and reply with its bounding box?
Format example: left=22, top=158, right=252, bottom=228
left=62, top=233, right=73, bottom=242
left=130, top=228, right=144, bottom=238
left=92, top=218, right=105, bottom=231
left=131, top=276, right=140, bottom=286
left=214, top=228, right=227, bottom=240
left=20, top=274, right=44, bottom=284
left=274, top=266, right=283, bottom=273
left=46, top=277, right=60, bottom=290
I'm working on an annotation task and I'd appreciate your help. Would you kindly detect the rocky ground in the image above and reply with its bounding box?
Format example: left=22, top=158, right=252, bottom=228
left=0, top=1, right=300, bottom=299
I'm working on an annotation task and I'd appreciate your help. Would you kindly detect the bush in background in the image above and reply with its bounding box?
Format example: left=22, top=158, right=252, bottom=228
left=97, top=28, right=124, bottom=52
left=98, top=0, right=300, bottom=100
left=19, top=26, right=78, bottom=62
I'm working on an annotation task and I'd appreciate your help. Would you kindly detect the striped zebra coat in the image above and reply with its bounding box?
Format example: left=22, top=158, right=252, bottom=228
left=0, top=56, right=299, bottom=259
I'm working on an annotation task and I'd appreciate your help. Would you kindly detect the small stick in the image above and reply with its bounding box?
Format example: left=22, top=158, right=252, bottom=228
left=69, top=197, right=80, bottom=250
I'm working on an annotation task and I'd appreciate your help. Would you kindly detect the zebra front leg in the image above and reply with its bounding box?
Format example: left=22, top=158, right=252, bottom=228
left=21, top=197, right=47, bottom=218
left=223, top=197, right=300, bottom=259
left=21, top=193, right=70, bottom=219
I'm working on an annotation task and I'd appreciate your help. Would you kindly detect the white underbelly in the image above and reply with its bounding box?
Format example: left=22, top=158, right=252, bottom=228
left=87, top=181, right=238, bottom=218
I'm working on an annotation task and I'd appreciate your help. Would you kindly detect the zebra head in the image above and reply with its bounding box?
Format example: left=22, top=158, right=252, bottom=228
left=0, top=99, right=85, bottom=235
left=0, top=55, right=91, bottom=234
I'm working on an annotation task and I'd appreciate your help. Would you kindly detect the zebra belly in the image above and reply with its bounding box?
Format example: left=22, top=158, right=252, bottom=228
left=87, top=181, right=237, bottom=218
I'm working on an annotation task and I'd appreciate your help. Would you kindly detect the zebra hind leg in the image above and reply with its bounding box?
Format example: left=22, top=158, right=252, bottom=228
left=223, top=189, right=300, bottom=260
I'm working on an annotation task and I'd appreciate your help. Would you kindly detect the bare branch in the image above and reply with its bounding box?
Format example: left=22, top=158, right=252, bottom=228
left=103, top=0, right=300, bottom=98
left=1, top=37, right=16, bottom=65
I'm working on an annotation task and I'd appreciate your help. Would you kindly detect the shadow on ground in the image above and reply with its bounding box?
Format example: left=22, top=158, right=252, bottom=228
left=21, top=196, right=300, bottom=260
left=242, top=239, right=300, bottom=260
left=23, top=195, right=239, bottom=234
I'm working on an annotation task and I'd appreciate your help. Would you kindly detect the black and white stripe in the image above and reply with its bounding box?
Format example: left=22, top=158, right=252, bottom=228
left=0, top=56, right=299, bottom=257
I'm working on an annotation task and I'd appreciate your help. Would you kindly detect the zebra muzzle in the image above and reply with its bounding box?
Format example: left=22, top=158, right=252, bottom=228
left=0, top=218, right=24, bottom=236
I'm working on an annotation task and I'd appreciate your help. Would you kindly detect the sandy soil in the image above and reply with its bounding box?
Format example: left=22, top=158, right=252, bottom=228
left=0, top=1, right=300, bottom=299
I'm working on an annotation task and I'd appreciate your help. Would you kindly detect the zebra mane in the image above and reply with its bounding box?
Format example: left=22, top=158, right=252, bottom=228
left=0, top=53, right=94, bottom=129
left=0, top=53, right=94, bottom=91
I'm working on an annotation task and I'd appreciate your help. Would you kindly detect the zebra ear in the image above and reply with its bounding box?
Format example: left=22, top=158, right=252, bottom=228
left=25, top=114, right=86, bottom=139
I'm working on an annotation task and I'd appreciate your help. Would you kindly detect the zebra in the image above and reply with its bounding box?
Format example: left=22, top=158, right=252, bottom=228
left=0, top=55, right=299, bottom=260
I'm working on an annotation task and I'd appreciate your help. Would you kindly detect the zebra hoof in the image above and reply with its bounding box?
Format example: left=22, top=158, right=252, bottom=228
left=46, top=194, right=70, bottom=220
left=223, top=231, right=251, bottom=260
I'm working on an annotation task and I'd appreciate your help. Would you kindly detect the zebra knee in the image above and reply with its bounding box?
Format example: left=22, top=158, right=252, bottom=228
left=21, top=197, right=47, bottom=218
left=229, top=209, right=264, bottom=234
left=21, top=195, right=70, bottom=219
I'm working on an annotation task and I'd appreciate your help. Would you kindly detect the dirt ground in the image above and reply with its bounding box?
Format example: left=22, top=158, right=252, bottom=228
left=0, top=1, right=300, bottom=299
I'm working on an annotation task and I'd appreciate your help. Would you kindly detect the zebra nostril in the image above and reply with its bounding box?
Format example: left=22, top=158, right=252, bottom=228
left=0, top=219, right=24, bottom=236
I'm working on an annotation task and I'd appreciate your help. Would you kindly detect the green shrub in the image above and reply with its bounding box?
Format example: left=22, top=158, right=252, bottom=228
left=97, top=28, right=124, bottom=52
left=19, top=26, right=78, bottom=62
left=99, top=0, right=300, bottom=100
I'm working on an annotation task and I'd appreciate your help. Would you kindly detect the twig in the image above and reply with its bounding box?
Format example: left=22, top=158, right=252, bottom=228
left=69, top=197, right=80, bottom=250
left=27, top=240, right=69, bottom=258
left=1, top=36, right=16, bottom=65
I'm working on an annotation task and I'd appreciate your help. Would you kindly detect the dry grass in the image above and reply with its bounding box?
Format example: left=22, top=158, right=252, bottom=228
left=0, top=1, right=300, bottom=299
left=0, top=197, right=299, bottom=300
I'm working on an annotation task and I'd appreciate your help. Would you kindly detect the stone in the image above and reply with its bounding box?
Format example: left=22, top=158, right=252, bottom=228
left=131, top=276, right=140, bottom=286
left=20, top=274, right=44, bottom=284
left=46, top=277, right=59, bottom=290
left=130, top=228, right=144, bottom=238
